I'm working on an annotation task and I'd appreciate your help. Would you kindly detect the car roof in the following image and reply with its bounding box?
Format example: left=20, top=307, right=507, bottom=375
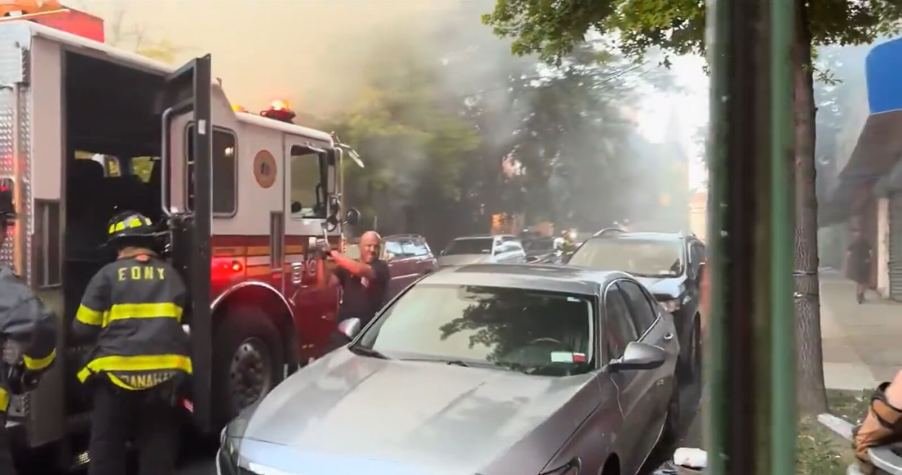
left=421, top=264, right=626, bottom=296
left=452, top=234, right=515, bottom=240
left=589, top=231, right=688, bottom=242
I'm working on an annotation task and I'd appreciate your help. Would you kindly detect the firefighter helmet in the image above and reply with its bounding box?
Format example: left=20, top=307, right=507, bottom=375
left=0, top=184, right=14, bottom=221
left=106, top=211, right=157, bottom=243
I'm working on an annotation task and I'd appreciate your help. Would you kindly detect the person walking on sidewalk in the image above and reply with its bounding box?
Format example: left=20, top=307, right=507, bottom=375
left=845, top=230, right=873, bottom=304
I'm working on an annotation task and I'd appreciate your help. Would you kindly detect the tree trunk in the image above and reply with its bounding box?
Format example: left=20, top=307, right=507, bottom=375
left=792, top=1, right=828, bottom=415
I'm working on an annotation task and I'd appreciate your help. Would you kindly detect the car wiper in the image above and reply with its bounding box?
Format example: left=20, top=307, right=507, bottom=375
left=348, top=345, right=390, bottom=360
left=445, top=360, right=470, bottom=367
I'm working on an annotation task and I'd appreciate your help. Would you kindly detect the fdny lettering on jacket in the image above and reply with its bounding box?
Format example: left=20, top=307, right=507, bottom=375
left=117, top=266, right=165, bottom=281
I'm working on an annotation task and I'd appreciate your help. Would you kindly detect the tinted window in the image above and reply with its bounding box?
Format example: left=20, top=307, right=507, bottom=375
left=358, top=285, right=594, bottom=376
left=604, top=288, right=638, bottom=359
left=524, top=238, right=554, bottom=252
left=617, top=281, right=658, bottom=335
left=444, top=238, right=493, bottom=255
left=569, top=238, right=684, bottom=277
left=187, top=127, right=237, bottom=215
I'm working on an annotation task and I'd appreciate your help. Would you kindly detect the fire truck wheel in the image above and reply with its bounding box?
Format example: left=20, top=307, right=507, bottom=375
left=213, top=307, right=285, bottom=423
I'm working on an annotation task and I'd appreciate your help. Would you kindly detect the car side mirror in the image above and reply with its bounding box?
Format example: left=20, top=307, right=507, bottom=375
left=291, top=201, right=303, bottom=214
left=608, top=342, right=667, bottom=372
left=345, top=208, right=361, bottom=226
left=337, top=318, right=362, bottom=340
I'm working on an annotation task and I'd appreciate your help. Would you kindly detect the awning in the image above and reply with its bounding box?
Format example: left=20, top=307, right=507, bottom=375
left=820, top=36, right=902, bottom=225
left=821, top=112, right=902, bottom=225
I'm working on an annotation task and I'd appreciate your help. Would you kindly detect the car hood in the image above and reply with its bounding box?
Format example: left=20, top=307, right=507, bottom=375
left=633, top=275, right=685, bottom=299
left=437, top=254, right=492, bottom=266
left=241, top=349, right=599, bottom=474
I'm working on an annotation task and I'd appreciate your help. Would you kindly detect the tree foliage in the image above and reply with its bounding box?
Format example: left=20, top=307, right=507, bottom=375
left=484, top=0, right=902, bottom=63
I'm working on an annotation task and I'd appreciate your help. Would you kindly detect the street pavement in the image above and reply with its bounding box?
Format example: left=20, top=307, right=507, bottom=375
left=820, top=270, right=902, bottom=389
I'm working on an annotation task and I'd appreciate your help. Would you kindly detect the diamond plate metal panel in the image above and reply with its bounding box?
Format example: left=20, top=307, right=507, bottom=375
left=0, top=25, right=28, bottom=277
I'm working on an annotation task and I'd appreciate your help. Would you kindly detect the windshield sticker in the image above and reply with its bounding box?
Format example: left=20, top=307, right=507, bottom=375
left=551, top=352, right=587, bottom=363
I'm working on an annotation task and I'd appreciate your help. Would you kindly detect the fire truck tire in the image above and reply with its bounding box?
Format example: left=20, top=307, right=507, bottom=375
left=213, top=307, right=285, bottom=424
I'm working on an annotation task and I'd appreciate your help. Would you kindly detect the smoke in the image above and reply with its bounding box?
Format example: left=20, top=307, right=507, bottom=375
left=74, top=0, right=706, bottom=241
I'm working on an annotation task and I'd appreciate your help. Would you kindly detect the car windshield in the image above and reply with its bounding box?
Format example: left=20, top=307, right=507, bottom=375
left=443, top=238, right=493, bottom=255
left=569, top=238, right=684, bottom=277
left=355, top=284, right=594, bottom=376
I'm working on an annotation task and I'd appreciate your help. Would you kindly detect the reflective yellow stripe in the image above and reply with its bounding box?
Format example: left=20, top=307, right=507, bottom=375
left=76, top=304, right=104, bottom=326
left=107, top=373, right=139, bottom=391
left=108, top=303, right=183, bottom=322
left=77, top=354, right=193, bottom=383
left=23, top=349, right=56, bottom=371
left=0, top=387, right=8, bottom=413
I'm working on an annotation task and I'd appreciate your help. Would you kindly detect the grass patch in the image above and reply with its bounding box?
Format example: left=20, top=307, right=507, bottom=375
left=828, top=388, right=872, bottom=425
left=797, top=417, right=854, bottom=474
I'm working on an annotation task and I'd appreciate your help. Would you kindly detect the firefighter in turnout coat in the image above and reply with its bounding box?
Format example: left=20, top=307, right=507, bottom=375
left=0, top=186, right=57, bottom=474
left=73, top=211, right=191, bottom=475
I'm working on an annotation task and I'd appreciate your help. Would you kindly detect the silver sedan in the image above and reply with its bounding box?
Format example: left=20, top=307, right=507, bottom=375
left=217, top=264, right=680, bottom=475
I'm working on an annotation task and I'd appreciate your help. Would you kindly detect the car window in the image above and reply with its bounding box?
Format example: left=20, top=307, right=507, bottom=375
left=604, top=287, right=638, bottom=360
left=411, top=239, right=430, bottom=257
left=358, top=284, right=594, bottom=376
left=617, top=281, right=658, bottom=336
left=385, top=240, right=404, bottom=258
left=508, top=241, right=525, bottom=254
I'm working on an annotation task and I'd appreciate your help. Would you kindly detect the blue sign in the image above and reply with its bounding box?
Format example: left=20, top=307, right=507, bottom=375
left=867, top=37, right=902, bottom=114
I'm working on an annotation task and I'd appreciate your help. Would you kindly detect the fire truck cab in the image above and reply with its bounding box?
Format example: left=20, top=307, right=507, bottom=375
left=0, top=18, right=352, bottom=467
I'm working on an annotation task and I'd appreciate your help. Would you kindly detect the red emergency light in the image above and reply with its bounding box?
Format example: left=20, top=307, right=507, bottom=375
left=261, top=99, right=296, bottom=124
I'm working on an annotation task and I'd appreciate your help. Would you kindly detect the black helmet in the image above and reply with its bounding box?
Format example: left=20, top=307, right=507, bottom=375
left=106, top=211, right=157, bottom=243
left=0, top=183, right=14, bottom=222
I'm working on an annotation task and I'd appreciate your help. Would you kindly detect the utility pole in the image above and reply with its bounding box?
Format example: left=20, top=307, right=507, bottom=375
left=705, top=0, right=796, bottom=472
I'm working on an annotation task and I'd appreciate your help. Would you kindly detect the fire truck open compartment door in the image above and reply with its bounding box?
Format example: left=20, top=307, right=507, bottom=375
left=159, top=55, right=214, bottom=432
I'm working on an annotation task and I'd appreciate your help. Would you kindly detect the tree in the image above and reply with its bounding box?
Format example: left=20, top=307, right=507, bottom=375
left=483, top=0, right=902, bottom=414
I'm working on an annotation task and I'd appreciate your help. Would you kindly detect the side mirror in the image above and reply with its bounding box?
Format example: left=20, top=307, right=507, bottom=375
left=291, top=201, right=302, bottom=214
left=608, top=342, right=667, bottom=372
left=337, top=318, right=362, bottom=340
left=345, top=208, right=361, bottom=226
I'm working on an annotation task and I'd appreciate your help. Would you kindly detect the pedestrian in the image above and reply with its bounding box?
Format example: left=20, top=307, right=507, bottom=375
left=72, top=210, right=191, bottom=475
left=845, top=230, right=873, bottom=304
left=320, top=231, right=390, bottom=346
left=0, top=185, right=57, bottom=475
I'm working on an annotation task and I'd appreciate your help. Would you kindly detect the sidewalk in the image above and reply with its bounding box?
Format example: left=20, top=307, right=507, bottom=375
left=821, top=271, right=902, bottom=390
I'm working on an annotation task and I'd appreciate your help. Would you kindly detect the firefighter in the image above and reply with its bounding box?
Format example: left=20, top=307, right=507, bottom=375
left=0, top=186, right=57, bottom=474
left=72, top=211, right=191, bottom=475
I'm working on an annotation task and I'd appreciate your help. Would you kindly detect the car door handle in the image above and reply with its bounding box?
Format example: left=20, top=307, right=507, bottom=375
left=663, top=333, right=674, bottom=342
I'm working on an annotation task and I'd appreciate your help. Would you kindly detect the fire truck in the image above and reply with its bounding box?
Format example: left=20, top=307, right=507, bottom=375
left=0, top=6, right=356, bottom=468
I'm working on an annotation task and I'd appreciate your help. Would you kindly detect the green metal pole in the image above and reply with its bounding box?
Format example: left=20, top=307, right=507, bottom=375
left=770, top=0, right=797, bottom=472
left=705, top=0, right=795, bottom=472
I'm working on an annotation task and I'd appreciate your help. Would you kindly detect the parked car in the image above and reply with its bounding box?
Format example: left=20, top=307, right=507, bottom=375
left=568, top=231, right=706, bottom=381
left=437, top=234, right=527, bottom=267
left=217, top=264, right=680, bottom=475
left=345, top=234, right=439, bottom=299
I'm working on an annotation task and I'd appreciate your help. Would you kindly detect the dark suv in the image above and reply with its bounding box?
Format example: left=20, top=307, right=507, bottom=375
left=568, top=231, right=706, bottom=381
left=346, top=234, right=439, bottom=299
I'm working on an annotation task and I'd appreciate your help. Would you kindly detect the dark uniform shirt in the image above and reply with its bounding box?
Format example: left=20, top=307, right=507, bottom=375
left=73, top=253, right=191, bottom=390
left=0, top=266, right=57, bottom=412
left=336, top=260, right=390, bottom=325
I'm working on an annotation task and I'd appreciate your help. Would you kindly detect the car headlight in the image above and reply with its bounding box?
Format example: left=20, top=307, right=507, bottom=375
left=218, top=403, right=259, bottom=472
left=661, top=299, right=681, bottom=313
